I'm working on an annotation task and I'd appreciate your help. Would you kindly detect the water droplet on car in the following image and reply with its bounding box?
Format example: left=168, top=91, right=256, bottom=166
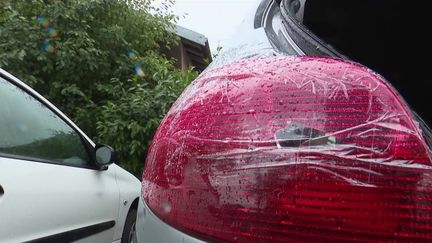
left=161, top=202, right=172, bottom=214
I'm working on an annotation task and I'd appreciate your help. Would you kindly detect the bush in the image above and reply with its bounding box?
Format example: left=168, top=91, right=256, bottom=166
left=0, top=0, right=198, bottom=176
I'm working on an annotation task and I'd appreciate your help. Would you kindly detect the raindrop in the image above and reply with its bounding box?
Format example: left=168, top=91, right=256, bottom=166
left=134, top=64, right=145, bottom=77
left=47, top=27, right=58, bottom=37
left=127, top=50, right=137, bottom=60
left=42, top=40, right=55, bottom=53
left=16, top=123, right=28, bottom=132
left=161, top=202, right=172, bottom=214
left=36, top=16, right=50, bottom=28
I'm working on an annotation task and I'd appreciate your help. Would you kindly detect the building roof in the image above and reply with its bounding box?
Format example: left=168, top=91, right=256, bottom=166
left=173, top=25, right=208, bottom=47
left=168, top=24, right=212, bottom=72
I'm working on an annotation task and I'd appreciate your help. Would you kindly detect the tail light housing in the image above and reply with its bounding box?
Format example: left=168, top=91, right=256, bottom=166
left=142, top=57, right=432, bottom=242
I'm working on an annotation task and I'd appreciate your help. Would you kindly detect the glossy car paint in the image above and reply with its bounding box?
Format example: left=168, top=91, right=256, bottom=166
left=136, top=197, right=204, bottom=243
left=0, top=157, right=118, bottom=242
left=0, top=68, right=141, bottom=242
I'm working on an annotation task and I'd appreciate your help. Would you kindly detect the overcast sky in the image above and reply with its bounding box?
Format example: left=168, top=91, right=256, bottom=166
left=153, top=0, right=257, bottom=54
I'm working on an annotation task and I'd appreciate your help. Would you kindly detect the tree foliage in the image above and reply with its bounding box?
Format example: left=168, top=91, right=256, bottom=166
left=0, top=0, right=197, bottom=176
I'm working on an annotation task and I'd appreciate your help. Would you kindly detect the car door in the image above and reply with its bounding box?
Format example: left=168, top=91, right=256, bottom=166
left=0, top=74, right=119, bottom=242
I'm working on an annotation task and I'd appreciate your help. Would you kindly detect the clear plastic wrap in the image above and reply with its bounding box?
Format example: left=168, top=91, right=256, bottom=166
left=143, top=56, right=432, bottom=242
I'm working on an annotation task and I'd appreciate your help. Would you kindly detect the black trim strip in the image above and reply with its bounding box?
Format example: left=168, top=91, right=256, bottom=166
left=26, top=220, right=115, bottom=243
left=254, top=0, right=272, bottom=28
left=0, top=185, right=4, bottom=196
left=280, top=0, right=343, bottom=58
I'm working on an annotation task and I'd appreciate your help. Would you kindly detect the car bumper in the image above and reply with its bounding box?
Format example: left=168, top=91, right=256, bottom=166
left=135, top=197, right=203, bottom=243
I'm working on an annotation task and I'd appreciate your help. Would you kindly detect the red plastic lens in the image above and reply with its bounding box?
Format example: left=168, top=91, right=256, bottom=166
left=142, top=57, right=432, bottom=242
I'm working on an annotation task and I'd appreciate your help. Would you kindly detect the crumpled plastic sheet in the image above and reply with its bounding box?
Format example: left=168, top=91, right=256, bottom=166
left=143, top=56, right=432, bottom=241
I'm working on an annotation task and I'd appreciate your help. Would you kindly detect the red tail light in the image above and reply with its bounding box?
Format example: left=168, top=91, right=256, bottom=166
left=142, top=57, right=432, bottom=242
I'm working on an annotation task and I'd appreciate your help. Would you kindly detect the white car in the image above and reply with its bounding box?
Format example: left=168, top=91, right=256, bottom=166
left=0, top=68, right=141, bottom=243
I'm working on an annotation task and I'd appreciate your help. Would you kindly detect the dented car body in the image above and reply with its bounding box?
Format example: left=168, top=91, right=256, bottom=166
left=136, top=0, right=432, bottom=242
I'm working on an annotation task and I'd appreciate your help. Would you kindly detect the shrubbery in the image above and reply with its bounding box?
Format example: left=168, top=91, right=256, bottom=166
left=0, top=0, right=197, bottom=176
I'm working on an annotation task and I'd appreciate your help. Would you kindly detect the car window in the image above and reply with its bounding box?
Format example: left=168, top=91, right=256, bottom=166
left=0, top=76, right=90, bottom=166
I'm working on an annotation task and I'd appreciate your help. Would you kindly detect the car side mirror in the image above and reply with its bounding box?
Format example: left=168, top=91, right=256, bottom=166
left=95, top=144, right=116, bottom=168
